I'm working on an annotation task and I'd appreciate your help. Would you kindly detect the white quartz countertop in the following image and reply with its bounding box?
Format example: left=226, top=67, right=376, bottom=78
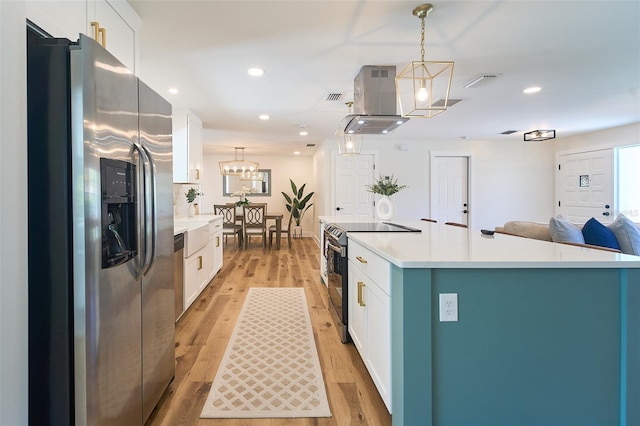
left=320, top=217, right=640, bottom=269
left=174, top=214, right=222, bottom=236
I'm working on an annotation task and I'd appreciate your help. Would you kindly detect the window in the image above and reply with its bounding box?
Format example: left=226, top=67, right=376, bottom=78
left=616, top=145, right=640, bottom=221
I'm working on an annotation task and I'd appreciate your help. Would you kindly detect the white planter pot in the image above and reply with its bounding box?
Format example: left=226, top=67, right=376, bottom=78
left=187, top=203, right=195, bottom=217
left=376, top=196, right=395, bottom=220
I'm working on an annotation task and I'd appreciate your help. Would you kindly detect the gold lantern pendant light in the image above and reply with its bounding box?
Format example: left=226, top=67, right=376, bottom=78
left=336, top=101, right=363, bottom=155
left=395, top=4, right=454, bottom=118
left=219, top=147, right=260, bottom=176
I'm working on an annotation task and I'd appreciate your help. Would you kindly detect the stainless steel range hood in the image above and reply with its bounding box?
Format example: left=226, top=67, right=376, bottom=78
left=340, top=65, right=409, bottom=135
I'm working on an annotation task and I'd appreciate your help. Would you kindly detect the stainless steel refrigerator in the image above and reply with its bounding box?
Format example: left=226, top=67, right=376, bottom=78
left=27, top=30, right=174, bottom=425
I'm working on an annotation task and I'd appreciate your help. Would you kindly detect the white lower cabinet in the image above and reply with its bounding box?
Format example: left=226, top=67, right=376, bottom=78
left=182, top=217, right=224, bottom=312
left=319, top=220, right=328, bottom=285
left=348, top=240, right=392, bottom=413
left=208, top=218, right=223, bottom=281
left=184, top=245, right=208, bottom=310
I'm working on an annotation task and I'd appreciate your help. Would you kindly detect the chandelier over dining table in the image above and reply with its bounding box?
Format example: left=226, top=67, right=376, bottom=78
left=219, top=147, right=260, bottom=176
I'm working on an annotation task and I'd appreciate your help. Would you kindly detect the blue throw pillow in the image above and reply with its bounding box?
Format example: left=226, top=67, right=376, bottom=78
left=608, top=214, right=640, bottom=255
left=549, top=215, right=585, bottom=244
left=582, top=217, right=620, bottom=250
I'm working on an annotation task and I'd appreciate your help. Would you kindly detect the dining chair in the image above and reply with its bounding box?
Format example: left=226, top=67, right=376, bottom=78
left=242, top=203, right=267, bottom=249
left=214, top=204, right=242, bottom=248
left=444, top=222, right=468, bottom=228
left=269, top=212, right=293, bottom=249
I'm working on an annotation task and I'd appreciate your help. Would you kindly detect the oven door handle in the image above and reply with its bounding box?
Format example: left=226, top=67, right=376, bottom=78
left=326, top=242, right=344, bottom=256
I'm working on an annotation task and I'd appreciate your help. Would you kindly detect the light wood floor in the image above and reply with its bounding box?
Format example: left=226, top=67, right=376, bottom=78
left=146, top=236, right=392, bottom=426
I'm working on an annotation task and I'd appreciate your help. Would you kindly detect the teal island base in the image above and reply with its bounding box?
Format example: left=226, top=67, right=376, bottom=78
left=391, top=267, right=639, bottom=426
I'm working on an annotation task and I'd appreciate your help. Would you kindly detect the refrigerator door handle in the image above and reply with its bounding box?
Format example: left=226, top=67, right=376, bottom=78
left=134, top=142, right=157, bottom=275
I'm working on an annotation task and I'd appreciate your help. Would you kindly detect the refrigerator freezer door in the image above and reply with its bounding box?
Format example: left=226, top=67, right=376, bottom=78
left=138, top=80, right=175, bottom=422
left=71, top=35, right=143, bottom=426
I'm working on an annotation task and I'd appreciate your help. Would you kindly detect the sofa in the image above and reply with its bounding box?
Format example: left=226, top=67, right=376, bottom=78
left=495, top=214, right=640, bottom=256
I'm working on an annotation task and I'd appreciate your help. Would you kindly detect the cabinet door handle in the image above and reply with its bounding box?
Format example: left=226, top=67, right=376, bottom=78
left=356, top=256, right=367, bottom=264
left=216, top=236, right=220, bottom=247
left=91, top=21, right=100, bottom=40
left=196, top=169, right=200, bottom=179
left=197, top=256, right=203, bottom=270
left=90, top=22, right=107, bottom=48
left=98, top=27, right=107, bottom=48
left=357, top=281, right=366, bottom=307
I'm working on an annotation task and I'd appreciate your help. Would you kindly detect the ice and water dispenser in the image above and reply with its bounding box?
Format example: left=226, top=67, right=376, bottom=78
left=100, top=158, right=137, bottom=268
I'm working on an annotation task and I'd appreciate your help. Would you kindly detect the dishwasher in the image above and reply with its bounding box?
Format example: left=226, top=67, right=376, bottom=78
left=174, top=232, right=184, bottom=321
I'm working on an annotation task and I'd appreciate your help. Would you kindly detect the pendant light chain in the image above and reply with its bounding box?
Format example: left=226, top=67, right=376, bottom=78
left=420, top=15, right=426, bottom=62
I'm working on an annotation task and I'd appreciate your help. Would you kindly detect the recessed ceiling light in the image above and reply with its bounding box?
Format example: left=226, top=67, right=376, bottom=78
left=523, top=86, right=541, bottom=94
left=294, top=151, right=301, bottom=155
left=168, top=87, right=178, bottom=94
left=299, top=130, right=308, bottom=136
left=259, top=114, right=270, bottom=120
left=248, top=68, right=264, bottom=77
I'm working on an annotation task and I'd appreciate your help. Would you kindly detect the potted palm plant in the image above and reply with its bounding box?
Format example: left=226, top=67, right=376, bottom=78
left=282, top=179, right=314, bottom=238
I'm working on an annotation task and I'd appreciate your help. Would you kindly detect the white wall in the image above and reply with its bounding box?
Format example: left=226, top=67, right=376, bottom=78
left=1, top=2, right=29, bottom=424
left=314, top=135, right=556, bottom=234
left=195, top=154, right=317, bottom=235
left=554, top=122, right=640, bottom=154
left=311, top=124, right=640, bottom=240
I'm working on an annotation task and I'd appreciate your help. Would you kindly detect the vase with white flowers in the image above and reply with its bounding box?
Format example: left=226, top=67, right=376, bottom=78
left=185, top=187, right=203, bottom=217
left=365, top=174, right=407, bottom=220
left=231, top=186, right=255, bottom=207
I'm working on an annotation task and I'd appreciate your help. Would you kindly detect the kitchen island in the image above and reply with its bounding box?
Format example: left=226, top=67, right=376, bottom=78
left=324, top=218, right=640, bottom=426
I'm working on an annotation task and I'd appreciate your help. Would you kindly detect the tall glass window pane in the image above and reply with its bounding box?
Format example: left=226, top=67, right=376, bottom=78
left=617, top=145, right=640, bottom=221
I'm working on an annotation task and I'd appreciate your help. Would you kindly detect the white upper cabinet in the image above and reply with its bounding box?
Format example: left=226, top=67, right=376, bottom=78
left=173, top=110, right=203, bottom=184
left=90, top=0, right=140, bottom=73
left=26, top=1, right=88, bottom=41
left=26, top=0, right=140, bottom=73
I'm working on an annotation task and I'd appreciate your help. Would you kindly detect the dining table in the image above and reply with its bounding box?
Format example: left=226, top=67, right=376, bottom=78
left=235, top=211, right=284, bottom=249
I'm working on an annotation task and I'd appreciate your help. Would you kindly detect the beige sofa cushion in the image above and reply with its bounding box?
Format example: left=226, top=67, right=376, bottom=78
left=503, top=221, right=552, bottom=241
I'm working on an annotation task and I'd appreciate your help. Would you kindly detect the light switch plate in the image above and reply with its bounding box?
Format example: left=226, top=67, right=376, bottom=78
left=439, top=293, right=458, bottom=322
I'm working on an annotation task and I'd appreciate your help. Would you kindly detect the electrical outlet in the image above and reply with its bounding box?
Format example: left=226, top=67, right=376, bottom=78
left=439, top=293, right=458, bottom=322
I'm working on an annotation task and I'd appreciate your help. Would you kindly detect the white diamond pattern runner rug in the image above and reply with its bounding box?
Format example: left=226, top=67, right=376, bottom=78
left=200, top=287, right=332, bottom=418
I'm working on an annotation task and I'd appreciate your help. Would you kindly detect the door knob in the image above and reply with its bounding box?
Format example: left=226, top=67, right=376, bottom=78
left=336, top=207, right=342, bottom=211
left=602, top=212, right=610, bottom=216
left=604, top=204, right=610, bottom=209
left=463, top=210, right=468, bottom=214
left=463, top=203, right=468, bottom=207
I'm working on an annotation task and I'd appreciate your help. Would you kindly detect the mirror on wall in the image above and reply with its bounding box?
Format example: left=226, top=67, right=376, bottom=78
left=222, top=169, right=271, bottom=197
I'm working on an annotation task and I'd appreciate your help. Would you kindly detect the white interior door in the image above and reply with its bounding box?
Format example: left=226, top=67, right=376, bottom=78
left=430, top=155, right=469, bottom=225
left=557, top=149, right=613, bottom=223
left=334, top=154, right=375, bottom=218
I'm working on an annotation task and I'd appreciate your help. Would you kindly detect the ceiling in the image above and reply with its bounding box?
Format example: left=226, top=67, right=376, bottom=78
left=129, top=1, right=640, bottom=157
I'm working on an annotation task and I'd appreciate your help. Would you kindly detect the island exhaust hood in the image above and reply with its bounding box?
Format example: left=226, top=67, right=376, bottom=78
left=339, top=65, right=409, bottom=135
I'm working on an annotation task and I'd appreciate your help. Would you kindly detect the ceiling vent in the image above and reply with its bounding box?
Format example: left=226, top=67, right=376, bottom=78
left=463, top=74, right=500, bottom=89
left=325, top=92, right=345, bottom=102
